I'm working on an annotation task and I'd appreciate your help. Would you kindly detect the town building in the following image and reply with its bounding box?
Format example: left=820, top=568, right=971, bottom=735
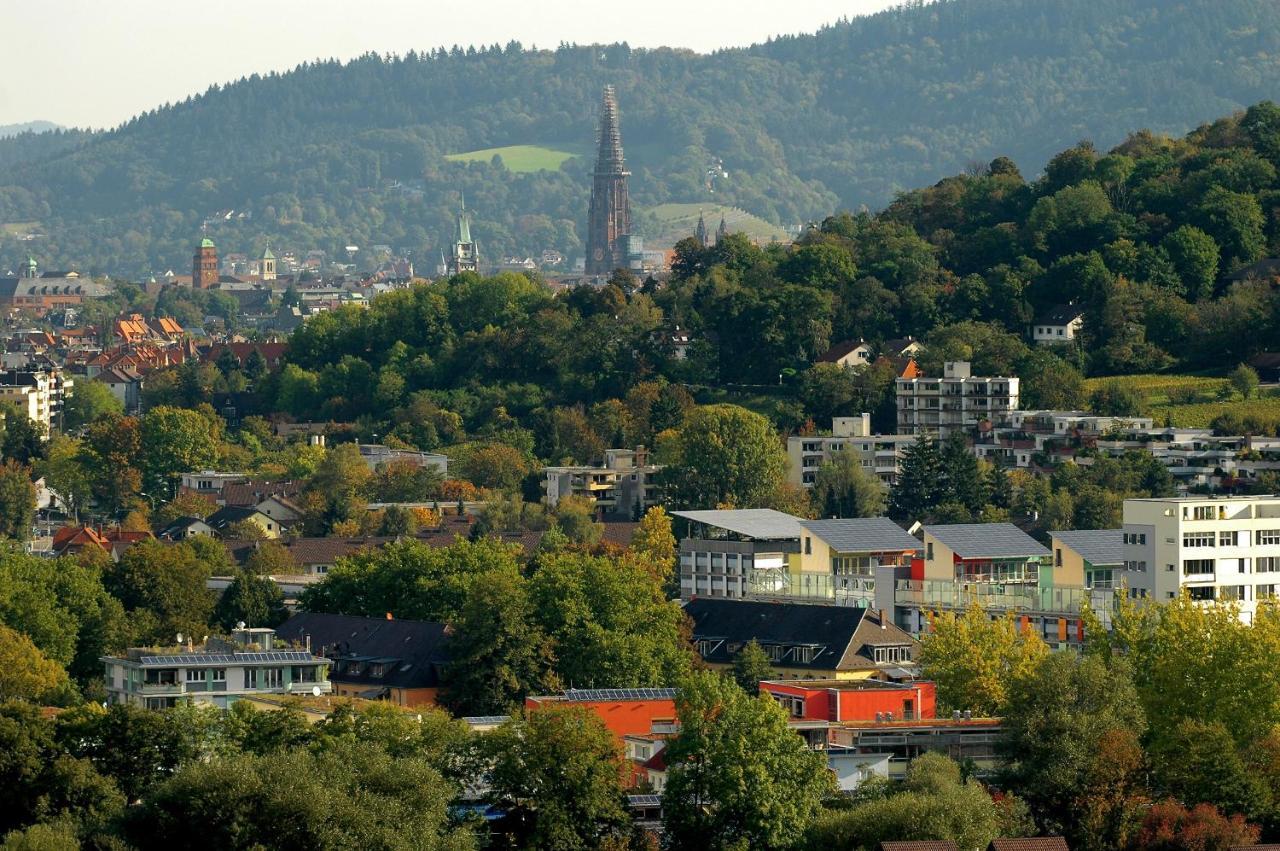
left=880, top=337, right=924, bottom=360
left=193, top=237, right=219, bottom=289
left=788, top=517, right=922, bottom=608
left=759, top=678, right=937, bottom=724
left=584, top=86, right=633, bottom=276
left=1051, top=528, right=1123, bottom=592
left=525, top=688, right=678, bottom=742
left=357, top=443, right=448, bottom=475
left=1032, top=305, right=1085, bottom=345
left=447, top=202, right=479, bottom=275
left=1121, top=495, right=1280, bottom=622
left=895, top=361, right=1019, bottom=439
left=275, top=612, right=452, bottom=707
left=543, top=447, right=662, bottom=520
left=682, top=598, right=919, bottom=680
left=102, top=626, right=331, bottom=709
left=974, top=410, right=1155, bottom=470
left=786, top=414, right=916, bottom=488
left=897, top=523, right=1099, bottom=645
left=816, top=339, right=874, bottom=368
left=0, top=367, right=73, bottom=433
left=206, top=505, right=283, bottom=539
left=673, top=509, right=803, bottom=599
left=831, top=716, right=1003, bottom=781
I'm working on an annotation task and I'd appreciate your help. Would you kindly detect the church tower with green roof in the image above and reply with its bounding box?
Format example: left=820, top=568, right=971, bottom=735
left=193, top=236, right=218, bottom=289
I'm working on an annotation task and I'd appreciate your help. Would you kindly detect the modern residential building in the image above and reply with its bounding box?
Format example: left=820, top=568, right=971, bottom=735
left=1032, top=305, right=1085, bottom=345
left=526, top=688, right=678, bottom=742
left=682, top=598, right=919, bottom=680
left=543, top=447, right=662, bottom=520
left=179, top=471, right=251, bottom=499
left=896, top=361, right=1019, bottom=439
left=672, top=509, right=804, bottom=600
left=275, top=612, right=452, bottom=707
left=974, top=410, right=1154, bottom=470
left=759, top=678, right=937, bottom=724
left=0, top=367, right=73, bottom=433
left=1051, top=529, right=1123, bottom=591
left=831, top=716, right=1003, bottom=780
left=786, top=517, right=921, bottom=608
left=786, top=415, right=916, bottom=488
left=102, top=627, right=331, bottom=709
left=897, top=523, right=1100, bottom=645
left=357, top=443, right=448, bottom=475
left=1121, top=495, right=1280, bottom=622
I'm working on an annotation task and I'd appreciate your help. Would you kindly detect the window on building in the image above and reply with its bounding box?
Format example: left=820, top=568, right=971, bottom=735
left=1259, top=557, right=1280, bottom=573
left=927, top=542, right=934, bottom=560
left=1219, top=585, right=1247, bottom=601
left=1220, top=531, right=1240, bottom=546
left=1183, top=559, right=1215, bottom=576
left=185, top=669, right=203, bottom=683
left=1260, top=531, right=1280, bottom=546
left=1187, top=586, right=1215, bottom=601
left=1183, top=532, right=1215, bottom=548
left=1055, top=548, right=1062, bottom=567
left=210, top=668, right=225, bottom=682
left=1259, top=584, right=1277, bottom=600
left=262, top=668, right=283, bottom=689
left=804, top=537, right=811, bottom=555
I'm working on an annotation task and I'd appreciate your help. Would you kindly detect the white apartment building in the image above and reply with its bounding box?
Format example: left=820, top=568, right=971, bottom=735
left=0, top=368, right=73, bottom=435
left=786, top=415, right=916, bottom=487
left=896, top=361, right=1019, bottom=440
left=1122, top=495, right=1280, bottom=622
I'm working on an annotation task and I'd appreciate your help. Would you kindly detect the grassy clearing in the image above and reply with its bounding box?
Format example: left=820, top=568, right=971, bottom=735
left=0, top=221, right=41, bottom=235
left=1148, top=396, right=1280, bottom=428
left=1082, top=374, right=1229, bottom=406
left=642, top=203, right=791, bottom=245
left=445, top=145, right=579, bottom=173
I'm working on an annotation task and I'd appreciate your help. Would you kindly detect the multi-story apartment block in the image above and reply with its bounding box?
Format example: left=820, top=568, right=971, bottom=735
left=673, top=509, right=803, bottom=599
left=0, top=368, right=73, bottom=434
left=787, top=415, right=916, bottom=487
left=102, top=627, right=331, bottom=709
left=544, top=447, right=662, bottom=520
left=974, top=410, right=1155, bottom=469
left=1121, top=495, right=1280, bottom=622
left=895, top=361, right=1019, bottom=439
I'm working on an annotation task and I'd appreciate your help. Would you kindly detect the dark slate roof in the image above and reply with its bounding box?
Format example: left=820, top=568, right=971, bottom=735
left=1051, top=529, right=1123, bottom=567
left=989, top=839, right=1069, bottom=851
left=671, top=509, right=804, bottom=540
left=206, top=505, right=270, bottom=529
left=817, top=338, right=870, bottom=363
left=1037, top=304, right=1085, bottom=325
left=801, top=518, right=921, bottom=554
left=925, top=523, right=1050, bottom=559
left=157, top=516, right=211, bottom=539
left=880, top=337, right=920, bottom=356
left=683, top=598, right=917, bottom=672
left=275, top=612, right=451, bottom=690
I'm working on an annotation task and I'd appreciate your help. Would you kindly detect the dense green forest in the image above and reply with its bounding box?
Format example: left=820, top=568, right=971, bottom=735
left=3, top=0, right=1280, bottom=274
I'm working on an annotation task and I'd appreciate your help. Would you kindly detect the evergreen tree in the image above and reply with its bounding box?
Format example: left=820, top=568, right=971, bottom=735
left=889, top=435, right=943, bottom=523
left=939, top=432, right=988, bottom=513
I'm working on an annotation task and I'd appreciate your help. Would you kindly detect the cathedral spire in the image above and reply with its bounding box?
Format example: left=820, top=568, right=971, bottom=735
left=695, top=210, right=708, bottom=248
left=585, top=85, right=633, bottom=276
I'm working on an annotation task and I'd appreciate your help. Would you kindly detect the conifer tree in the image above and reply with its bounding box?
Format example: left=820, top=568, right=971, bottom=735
left=889, top=434, right=943, bottom=523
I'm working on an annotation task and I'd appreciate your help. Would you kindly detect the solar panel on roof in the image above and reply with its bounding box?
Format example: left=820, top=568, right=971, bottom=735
left=563, top=687, right=678, bottom=702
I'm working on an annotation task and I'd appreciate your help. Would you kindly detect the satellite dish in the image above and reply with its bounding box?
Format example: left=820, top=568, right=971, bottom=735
left=312, top=686, right=322, bottom=698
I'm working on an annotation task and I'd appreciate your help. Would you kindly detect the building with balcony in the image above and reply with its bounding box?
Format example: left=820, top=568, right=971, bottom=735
left=898, top=523, right=1099, bottom=646
left=1121, top=495, right=1280, bottom=622
left=786, top=517, right=921, bottom=608
left=831, top=716, right=1003, bottom=781
left=760, top=678, right=937, bottom=724
left=101, top=627, right=331, bottom=710
left=275, top=612, right=452, bottom=707
left=1051, top=529, right=1123, bottom=591
left=974, top=410, right=1154, bottom=470
left=544, top=448, right=662, bottom=520
left=786, top=415, right=916, bottom=488
left=896, top=361, right=1019, bottom=439
left=682, top=598, right=919, bottom=680
left=672, top=509, right=803, bottom=599
left=0, top=368, right=73, bottom=434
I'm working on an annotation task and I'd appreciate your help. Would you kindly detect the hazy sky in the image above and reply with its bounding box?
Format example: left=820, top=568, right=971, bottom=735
left=3, top=0, right=899, bottom=128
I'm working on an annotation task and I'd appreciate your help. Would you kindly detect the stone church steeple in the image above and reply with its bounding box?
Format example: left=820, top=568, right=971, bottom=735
left=584, top=86, right=632, bottom=276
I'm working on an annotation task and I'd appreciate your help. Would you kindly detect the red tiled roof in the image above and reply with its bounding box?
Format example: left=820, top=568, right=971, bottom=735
left=989, top=840, right=1069, bottom=851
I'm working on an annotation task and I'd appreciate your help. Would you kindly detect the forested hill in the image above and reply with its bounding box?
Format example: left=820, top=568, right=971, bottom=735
left=3, top=0, right=1280, bottom=274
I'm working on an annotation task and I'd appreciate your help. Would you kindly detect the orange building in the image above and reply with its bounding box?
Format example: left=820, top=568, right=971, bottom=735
left=525, top=688, right=678, bottom=741
left=759, top=678, right=937, bottom=724
left=193, top=237, right=219, bottom=289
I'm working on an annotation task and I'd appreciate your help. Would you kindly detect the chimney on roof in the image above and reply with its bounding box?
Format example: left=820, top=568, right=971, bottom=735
left=878, top=609, right=887, bottom=630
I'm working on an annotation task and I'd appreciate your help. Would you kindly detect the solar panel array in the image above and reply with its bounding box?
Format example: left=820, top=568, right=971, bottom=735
left=627, top=795, right=662, bottom=808
left=463, top=715, right=513, bottom=725
left=563, top=687, right=678, bottom=702
left=924, top=523, right=1051, bottom=559
left=139, top=651, right=318, bottom=666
